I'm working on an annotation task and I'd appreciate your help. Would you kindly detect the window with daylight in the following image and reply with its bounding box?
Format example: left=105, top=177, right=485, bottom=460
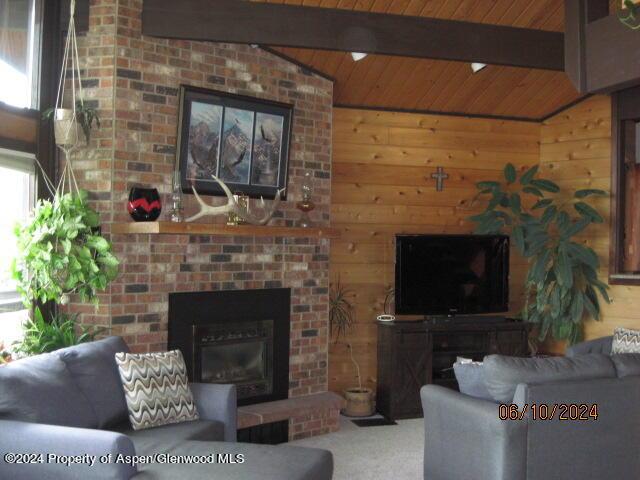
left=0, top=0, right=41, bottom=109
left=0, top=149, right=35, bottom=347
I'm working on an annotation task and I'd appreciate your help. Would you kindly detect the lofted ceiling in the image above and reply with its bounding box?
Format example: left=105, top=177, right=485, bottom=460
left=254, top=0, right=614, bottom=120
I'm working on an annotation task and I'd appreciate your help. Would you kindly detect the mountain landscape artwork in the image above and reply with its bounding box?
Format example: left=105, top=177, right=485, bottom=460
left=186, top=101, right=222, bottom=182
left=177, top=86, right=292, bottom=198
left=251, top=112, right=284, bottom=187
left=220, top=108, right=254, bottom=185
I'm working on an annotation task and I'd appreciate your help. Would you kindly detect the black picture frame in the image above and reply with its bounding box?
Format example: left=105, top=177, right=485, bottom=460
left=176, top=85, right=293, bottom=199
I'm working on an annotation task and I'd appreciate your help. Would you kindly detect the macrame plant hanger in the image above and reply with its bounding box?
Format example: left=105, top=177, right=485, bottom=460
left=52, top=0, right=84, bottom=199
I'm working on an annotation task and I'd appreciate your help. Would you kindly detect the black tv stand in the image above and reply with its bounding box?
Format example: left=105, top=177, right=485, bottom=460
left=423, top=315, right=512, bottom=325
left=376, top=318, right=530, bottom=420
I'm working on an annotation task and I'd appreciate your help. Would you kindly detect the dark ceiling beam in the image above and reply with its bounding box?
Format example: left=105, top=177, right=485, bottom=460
left=142, top=0, right=565, bottom=71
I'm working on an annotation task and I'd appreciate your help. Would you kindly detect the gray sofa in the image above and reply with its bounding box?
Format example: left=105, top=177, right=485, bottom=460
left=0, top=336, right=333, bottom=480
left=421, top=337, right=640, bottom=480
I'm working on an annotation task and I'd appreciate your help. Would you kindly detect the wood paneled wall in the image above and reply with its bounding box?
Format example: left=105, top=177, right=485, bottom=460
left=330, top=108, right=540, bottom=393
left=540, top=95, right=640, bottom=353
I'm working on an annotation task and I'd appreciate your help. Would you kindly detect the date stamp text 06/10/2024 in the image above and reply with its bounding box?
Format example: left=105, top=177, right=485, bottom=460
left=499, top=403, right=599, bottom=421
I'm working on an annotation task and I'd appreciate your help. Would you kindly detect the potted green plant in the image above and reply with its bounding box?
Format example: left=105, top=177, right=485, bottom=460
left=329, top=279, right=375, bottom=416
left=342, top=343, right=375, bottom=417
left=12, top=309, right=102, bottom=357
left=469, top=163, right=610, bottom=345
left=329, top=278, right=355, bottom=344
left=12, top=189, right=119, bottom=307
left=43, top=100, right=100, bottom=147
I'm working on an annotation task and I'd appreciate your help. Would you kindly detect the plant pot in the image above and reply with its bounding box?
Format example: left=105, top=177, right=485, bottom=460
left=53, top=108, right=79, bottom=148
left=342, top=387, right=375, bottom=417
left=128, top=187, right=162, bottom=222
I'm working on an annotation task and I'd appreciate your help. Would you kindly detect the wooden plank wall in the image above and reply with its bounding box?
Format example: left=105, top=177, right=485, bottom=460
left=540, top=94, right=640, bottom=352
left=330, top=108, right=540, bottom=393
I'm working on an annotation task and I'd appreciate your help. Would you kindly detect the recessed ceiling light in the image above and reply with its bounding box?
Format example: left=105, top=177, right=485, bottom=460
left=471, top=62, right=487, bottom=73
left=351, top=52, right=368, bottom=61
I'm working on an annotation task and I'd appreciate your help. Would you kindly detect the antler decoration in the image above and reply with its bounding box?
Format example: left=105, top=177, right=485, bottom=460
left=186, top=175, right=285, bottom=225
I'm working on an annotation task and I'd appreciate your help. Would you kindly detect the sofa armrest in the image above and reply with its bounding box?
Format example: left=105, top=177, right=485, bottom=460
left=190, top=383, right=237, bottom=442
left=0, top=420, right=137, bottom=480
left=421, top=385, right=526, bottom=480
left=565, top=336, right=613, bottom=356
left=513, top=377, right=640, bottom=480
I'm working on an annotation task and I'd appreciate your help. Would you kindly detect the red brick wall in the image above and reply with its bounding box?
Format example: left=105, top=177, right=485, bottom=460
left=69, top=0, right=333, bottom=399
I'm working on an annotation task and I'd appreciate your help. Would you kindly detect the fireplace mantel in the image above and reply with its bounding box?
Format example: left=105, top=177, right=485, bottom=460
left=111, top=221, right=340, bottom=239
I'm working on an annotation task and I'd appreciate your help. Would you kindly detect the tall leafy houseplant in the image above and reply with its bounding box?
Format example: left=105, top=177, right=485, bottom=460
left=12, top=189, right=119, bottom=306
left=470, top=164, right=610, bottom=344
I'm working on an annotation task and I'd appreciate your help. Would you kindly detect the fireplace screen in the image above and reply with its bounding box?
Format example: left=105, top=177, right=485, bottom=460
left=194, top=320, right=273, bottom=400
left=201, top=341, right=266, bottom=384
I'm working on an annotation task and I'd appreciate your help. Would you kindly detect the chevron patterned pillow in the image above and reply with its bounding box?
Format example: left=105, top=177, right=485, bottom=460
left=612, top=327, right=640, bottom=354
left=115, top=350, right=199, bottom=431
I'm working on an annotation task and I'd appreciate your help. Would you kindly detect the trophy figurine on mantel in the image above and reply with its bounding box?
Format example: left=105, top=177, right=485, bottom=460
left=296, top=171, right=315, bottom=228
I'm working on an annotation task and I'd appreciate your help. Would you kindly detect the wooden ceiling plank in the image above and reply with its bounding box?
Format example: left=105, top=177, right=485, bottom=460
left=465, top=67, right=531, bottom=115
left=360, top=56, right=411, bottom=105
left=423, top=62, right=472, bottom=112
left=381, top=58, right=441, bottom=108
left=523, top=75, right=582, bottom=118
left=411, top=60, right=457, bottom=111
left=363, top=57, right=425, bottom=108
left=491, top=69, right=546, bottom=116
left=508, top=70, right=561, bottom=117
left=144, top=0, right=565, bottom=71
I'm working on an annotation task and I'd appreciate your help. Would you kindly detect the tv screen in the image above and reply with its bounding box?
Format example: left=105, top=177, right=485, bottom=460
left=395, top=234, right=509, bottom=316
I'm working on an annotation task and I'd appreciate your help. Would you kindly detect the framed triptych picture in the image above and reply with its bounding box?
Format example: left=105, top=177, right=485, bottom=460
left=176, top=85, right=293, bottom=199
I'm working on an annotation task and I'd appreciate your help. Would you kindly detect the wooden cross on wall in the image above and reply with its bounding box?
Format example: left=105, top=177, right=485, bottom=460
left=431, top=166, right=449, bottom=192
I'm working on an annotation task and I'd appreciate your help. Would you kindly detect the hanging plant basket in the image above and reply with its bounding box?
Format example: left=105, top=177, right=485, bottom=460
left=53, top=108, right=80, bottom=148
left=43, top=0, right=99, bottom=153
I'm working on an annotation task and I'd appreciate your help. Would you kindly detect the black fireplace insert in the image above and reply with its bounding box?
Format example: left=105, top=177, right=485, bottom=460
left=168, top=288, right=290, bottom=406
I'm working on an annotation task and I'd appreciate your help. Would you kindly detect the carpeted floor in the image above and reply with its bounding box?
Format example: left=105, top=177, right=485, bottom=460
left=289, top=415, right=423, bottom=480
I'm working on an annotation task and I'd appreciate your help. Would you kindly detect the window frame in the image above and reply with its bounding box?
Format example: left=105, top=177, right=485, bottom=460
left=0, top=147, right=36, bottom=314
left=610, top=86, right=640, bottom=285
left=0, top=0, right=43, bottom=110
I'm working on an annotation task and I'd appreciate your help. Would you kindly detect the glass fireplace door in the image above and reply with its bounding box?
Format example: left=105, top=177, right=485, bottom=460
left=193, top=320, right=274, bottom=400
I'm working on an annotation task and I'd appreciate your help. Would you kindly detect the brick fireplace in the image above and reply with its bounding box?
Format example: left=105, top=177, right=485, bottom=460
left=168, top=288, right=291, bottom=406
left=65, top=0, right=337, bottom=440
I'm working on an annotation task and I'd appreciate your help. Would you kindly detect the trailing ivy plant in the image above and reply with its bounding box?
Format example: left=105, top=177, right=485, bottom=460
left=11, top=190, right=119, bottom=306
left=12, top=308, right=102, bottom=357
left=469, top=163, right=610, bottom=344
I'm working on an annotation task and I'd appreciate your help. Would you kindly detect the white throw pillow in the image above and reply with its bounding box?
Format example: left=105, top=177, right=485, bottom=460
left=611, top=327, right=640, bottom=354
left=115, top=350, right=199, bottom=431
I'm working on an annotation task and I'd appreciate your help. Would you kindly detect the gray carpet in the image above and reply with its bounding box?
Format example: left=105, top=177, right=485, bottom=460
left=289, top=415, right=423, bottom=480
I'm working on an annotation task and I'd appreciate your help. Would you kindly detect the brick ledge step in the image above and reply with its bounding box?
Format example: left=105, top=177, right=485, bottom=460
left=237, top=392, right=345, bottom=430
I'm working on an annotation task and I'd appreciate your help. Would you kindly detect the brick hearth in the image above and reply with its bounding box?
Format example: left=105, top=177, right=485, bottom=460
left=65, top=0, right=337, bottom=440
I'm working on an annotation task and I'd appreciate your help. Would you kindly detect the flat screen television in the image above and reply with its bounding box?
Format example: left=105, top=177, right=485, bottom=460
left=395, top=234, right=509, bottom=316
